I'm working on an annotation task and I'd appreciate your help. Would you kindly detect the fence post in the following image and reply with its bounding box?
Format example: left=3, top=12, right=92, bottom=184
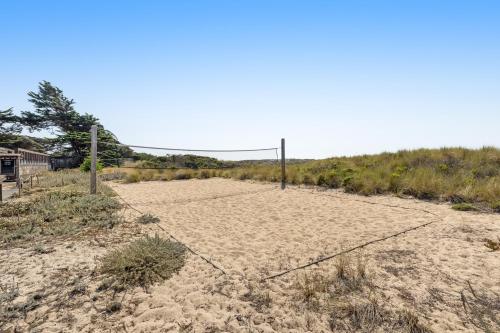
left=0, top=183, right=2, bottom=202
left=281, top=138, right=286, bottom=190
left=90, top=125, right=97, bottom=194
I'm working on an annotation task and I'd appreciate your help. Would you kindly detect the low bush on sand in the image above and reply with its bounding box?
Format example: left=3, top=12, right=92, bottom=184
left=0, top=170, right=121, bottom=243
left=79, top=156, right=104, bottom=172
left=452, top=203, right=479, bottom=211
left=484, top=238, right=500, bottom=251
left=136, top=213, right=160, bottom=224
left=99, top=234, right=186, bottom=288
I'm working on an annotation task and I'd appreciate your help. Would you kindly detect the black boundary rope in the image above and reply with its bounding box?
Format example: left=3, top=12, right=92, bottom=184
left=111, top=188, right=228, bottom=276
left=313, top=190, right=443, bottom=219
left=122, top=187, right=278, bottom=207
left=261, top=189, right=444, bottom=281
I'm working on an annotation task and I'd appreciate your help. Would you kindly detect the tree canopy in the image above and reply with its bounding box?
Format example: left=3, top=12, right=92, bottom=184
left=0, top=108, right=21, bottom=135
left=2, top=81, right=131, bottom=164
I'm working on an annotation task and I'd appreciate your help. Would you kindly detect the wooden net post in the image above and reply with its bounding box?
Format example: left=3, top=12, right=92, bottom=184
left=281, top=138, right=286, bottom=190
left=90, top=125, right=97, bottom=194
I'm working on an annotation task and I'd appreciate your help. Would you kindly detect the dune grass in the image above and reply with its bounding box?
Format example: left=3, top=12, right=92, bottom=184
left=105, top=147, right=499, bottom=211
left=0, top=170, right=121, bottom=243
left=99, top=234, right=186, bottom=288
left=292, top=252, right=433, bottom=332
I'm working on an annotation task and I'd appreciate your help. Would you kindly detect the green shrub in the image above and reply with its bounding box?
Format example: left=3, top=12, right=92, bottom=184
left=0, top=188, right=121, bottom=242
left=124, top=172, right=141, bottom=183
left=325, top=171, right=341, bottom=188
left=452, top=203, right=478, bottom=211
left=136, top=213, right=160, bottom=224
left=401, top=169, right=443, bottom=200
left=80, top=157, right=103, bottom=172
left=316, top=175, right=326, bottom=186
left=99, top=234, right=186, bottom=288
left=491, top=201, right=500, bottom=213
left=302, top=173, right=315, bottom=185
left=198, top=170, right=211, bottom=179
left=174, top=170, right=193, bottom=180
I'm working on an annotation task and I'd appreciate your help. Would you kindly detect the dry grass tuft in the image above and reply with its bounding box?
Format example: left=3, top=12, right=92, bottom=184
left=452, top=203, right=479, bottom=211
left=460, top=281, right=500, bottom=332
left=0, top=278, right=19, bottom=303
left=292, top=251, right=434, bottom=332
left=484, top=237, right=500, bottom=251
left=329, top=297, right=387, bottom=332
left=99, top=234, right=186, bottom=289
left=395, top=309, right=433, bottom=333
left=294, top=271, right=331, bottom=304
left=293, top=251, right=372, bottom=314
left=136, top=213, right=160, bottom=224
left=1, top=290, right=44, bottom=324
left=329, top=299, right=434, bottom=333
left=331, top=252, right=371, bottom=295
left=99, top=171, right=127, bottom=182
left=240, top=283, right=272, bottom=312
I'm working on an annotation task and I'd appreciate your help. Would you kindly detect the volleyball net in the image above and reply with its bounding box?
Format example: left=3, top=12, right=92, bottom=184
left=98, top=141, right=280, bottom=168
left=90, top=133, right=286, bottom=190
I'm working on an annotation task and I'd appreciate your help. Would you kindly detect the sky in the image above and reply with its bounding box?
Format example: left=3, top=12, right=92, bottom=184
left=1, top=0, right=499, bottom=159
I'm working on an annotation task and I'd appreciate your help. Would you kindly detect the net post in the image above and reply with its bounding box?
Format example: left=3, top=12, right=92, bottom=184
left=0, top=183, right=2, bottom=202
left=281, top=138, right=286, bottom=190
left=90, top=125, right=97, bottom=194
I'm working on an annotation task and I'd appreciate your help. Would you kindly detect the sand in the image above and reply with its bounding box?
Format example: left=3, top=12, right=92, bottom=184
left=1, top=178, right=499, bottom=332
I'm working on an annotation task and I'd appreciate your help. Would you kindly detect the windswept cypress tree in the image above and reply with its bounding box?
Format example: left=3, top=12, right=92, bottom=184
left=21, top=81, right=131, bottom=163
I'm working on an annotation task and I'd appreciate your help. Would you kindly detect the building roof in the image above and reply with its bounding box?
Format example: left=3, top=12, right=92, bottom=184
left=0, top=147, right=16, bottom=154
left=0, top=147, right=47, bottom=157
left=16, top=148, right=49, bottom=156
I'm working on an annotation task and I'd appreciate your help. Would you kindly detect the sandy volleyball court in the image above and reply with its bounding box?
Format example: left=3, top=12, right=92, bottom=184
left=105, top=178, right=499, bottom=332
left=110, top=179, right=498, bottom=279
left=2, top=178, right=499, bottom=332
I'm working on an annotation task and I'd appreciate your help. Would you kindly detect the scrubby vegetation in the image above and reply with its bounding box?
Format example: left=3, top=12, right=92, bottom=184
left=79, top=156, right=104, bottom=172
left=452, top=203, right=479, bottom=211
left=0, top=170, right=121, bottom=244
left=292, top=252, right=433, bottom=332
left=106, top=147, right=500, bottom=211
left=136, top=213, right=160, bottom=224
left=99, top=234, right=186, bottom=288
left=484, top=238, right=500, bottom=251
left=460, top=281, right=500, bottom=332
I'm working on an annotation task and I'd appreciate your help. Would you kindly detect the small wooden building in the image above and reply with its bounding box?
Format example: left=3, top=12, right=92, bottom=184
left=0, top=147, right=50, bottom=181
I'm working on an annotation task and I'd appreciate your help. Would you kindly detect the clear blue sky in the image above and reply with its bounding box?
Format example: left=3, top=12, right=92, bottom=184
left=1, top=1, right=499, bottom=159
